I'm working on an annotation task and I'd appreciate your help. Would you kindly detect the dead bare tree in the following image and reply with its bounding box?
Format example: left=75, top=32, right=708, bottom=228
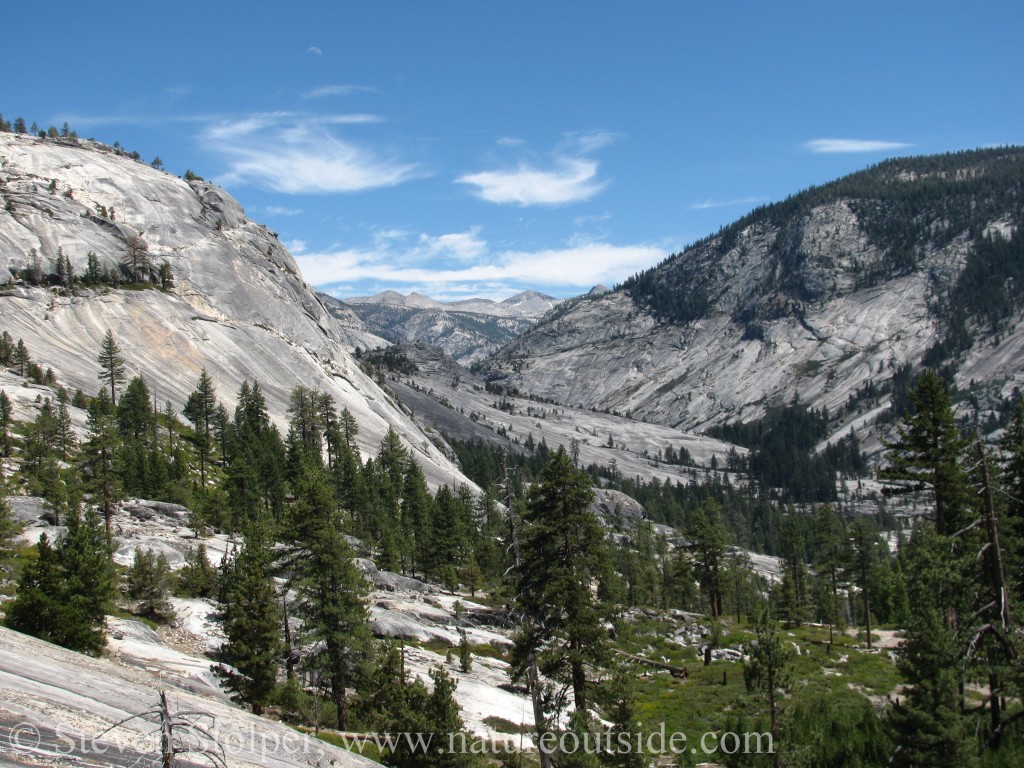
left=95, top=690, right=226, bottom=768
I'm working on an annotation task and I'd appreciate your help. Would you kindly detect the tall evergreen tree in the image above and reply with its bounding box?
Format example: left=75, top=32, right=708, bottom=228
left=811, top=505, right=847, bottom=646
left=293, top=520, right=372, bottom=731
left=0, top=390, right=11, bottom=457
left=215, top=526, right=283, bottom=715
left=126, top=548, right=173, bottom=621
left=183, top=369, right=218, bottom=489
left=889, top=525, right=979, bottom=767
left=6, top=506, right=116, bottom=655
left=846, top=516, right=882, bottom=650
left=123, top=234, right=150, bottom=282
left=83, top=390, right=122, bottom=540
left=690, top=499, right=728, bottom=618
left=514, top=447, right=611, bottom=715
left=880, top=370, right=970, bottom=535
left=97, top=330, right=127, bottom=405
left=743, top=609, right=793, bottom=768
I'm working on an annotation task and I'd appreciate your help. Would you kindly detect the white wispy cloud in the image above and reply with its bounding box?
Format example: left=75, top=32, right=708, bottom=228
left=264, top=205, right=304, bottom=217
left=567, top=130, right=618, bottom=154
left=301, top=84, right=378, bottom=100
left=457, top=158, right=606, bottom=206
left=457, top=132, right=615, bottom=206
left=418, top=230, right=488, bottom=262
left=201, top=113, right=422, bottom=194
left=689, top=196, right=765, bottom=210
left=804, top=138, right=912, bottom=154
left=292, top=230, right=663, bottom=299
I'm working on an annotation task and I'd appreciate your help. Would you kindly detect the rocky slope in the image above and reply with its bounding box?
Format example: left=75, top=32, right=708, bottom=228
left=339, top=290, right=559, bottom=365
left=480, top=148, right=1024, bottom=451
left=0, top=133, right=467, bottom=489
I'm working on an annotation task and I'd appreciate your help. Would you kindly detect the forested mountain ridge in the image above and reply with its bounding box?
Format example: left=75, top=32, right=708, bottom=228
left=480, top=147, right=1024, bottom=448
left=0, top=131, right=467, bottom=488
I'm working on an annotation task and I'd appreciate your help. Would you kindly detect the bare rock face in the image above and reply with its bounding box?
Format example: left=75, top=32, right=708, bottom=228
left=482, top=152, right=1024, bottom=448
left=0, top=133, right=468, bottom=489
left=339, top=289, right=559, bottom=365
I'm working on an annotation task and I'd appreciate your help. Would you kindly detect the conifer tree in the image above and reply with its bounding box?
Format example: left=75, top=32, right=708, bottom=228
left=775, top=512, right=811, bottom=628
left=880, top=370, right=970, bottom=535
left=0, top=390, right=11, bottom=458
left=846, top=516, right=882, bottom=650
left=13, top=339, right=30, bottom=376
left=117, top=376, right=154, bottom=441
left=97, top=330, right=127, bottom=405
left=400, top=460, right=431, bottom=574
left=889, top=524, right=979, bottom=767
left=127, top=548, right=173, bottom=621
left=690, top=499, right=728, bottom=618
left=293, top=519, right=373, bottom=731
left=215, top=526, right=282, bottom=715
left=123, top=234, right=150, bottom=282
left=54, top=391, right=76, bottom=461
left=83, top=390, right=122, bottom=540
left=811, top=505, right=847, bottom=646
left=6, top=506, right=115, bottom=655
left=514, top=447, right=610, bottom=715
left=184, top=369, right=217, bottom=489
left=176, top=543, right=217, bottom=599
left=743, top=609, right=793, bottom=768
left=339, top=407, right=359, bottom=451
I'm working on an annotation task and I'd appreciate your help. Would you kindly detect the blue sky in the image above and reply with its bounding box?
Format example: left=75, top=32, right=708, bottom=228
left=5, top=1, right=1023, bottom=301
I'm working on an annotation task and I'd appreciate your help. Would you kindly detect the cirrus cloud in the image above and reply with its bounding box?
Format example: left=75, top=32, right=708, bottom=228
left=457, top=131, right=615, bottom=206
left=201, top=112, right=423, bottom=194
left=804, top=138, right=913, bottom=154
left=457, top=158, right=606, bottom=206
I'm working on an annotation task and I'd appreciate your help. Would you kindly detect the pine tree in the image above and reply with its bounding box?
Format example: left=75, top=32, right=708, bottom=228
left=339, top=407, right=359, bottom=451
left=0, top=390, right=13, bottom=457
left=215, top=527, right=283, bottom=715
left=123, top=234, right=150, bottom=282
left=690, top=499, right=728, bottom=618
left=775, top=512, right=811, bottom=628
left=6, top=506, right=116, bottom=655
left=97, top=330, right=127, bottom=405
left=13, top=338, right=30, bottom=376
left=811, top=505, right=847, bottom=646
left=83, top=389, right=122, bottom=540
left=183, top=369, right=218, bottom=489
left=54, top=391, right=76, bottom=460
left=399, top=460, right=431, bottom=574
left=743, top=609, right=793, bottom=768
left=85, top=252, right=102, bottom=285
left=286, top=385, right=323, bottom=463
left=176, top=543, right=217, bottom=598
left=127, top=548, right=173, bottom=621
left=514, top=447, right=610, bottom=715
left=117, top=376, right=154, bottom=441
left=846, top=516, right=882, bottom=650
left=293, top=520, right=372, bottom=731
left=0, top=495, right=18, bottom=557
left=880, top=370, right=970, bottom=535
left=889, top=525, right=979, bottom=768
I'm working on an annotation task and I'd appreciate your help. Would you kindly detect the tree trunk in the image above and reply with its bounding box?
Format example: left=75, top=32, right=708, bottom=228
left=529, top=659, right=553, bottom=768
left=863, top=587, right=872, bottom=650
left=571, top=657, right=587, bottom=713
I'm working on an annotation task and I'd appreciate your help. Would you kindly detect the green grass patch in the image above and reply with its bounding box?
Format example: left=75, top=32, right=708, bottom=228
left=482, top=716, right=533, bottom=734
